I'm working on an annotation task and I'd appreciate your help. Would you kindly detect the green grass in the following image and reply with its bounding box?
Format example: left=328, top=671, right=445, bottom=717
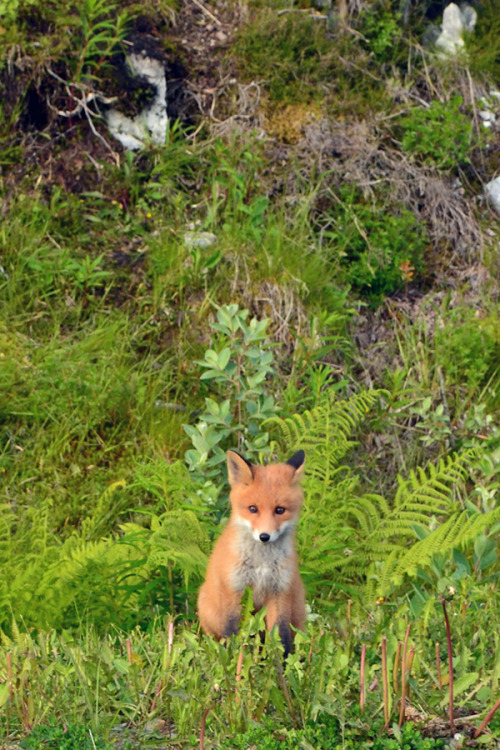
left=232, top=6, right=391, bottom=114
left=1, top=593, right=499, bottom=746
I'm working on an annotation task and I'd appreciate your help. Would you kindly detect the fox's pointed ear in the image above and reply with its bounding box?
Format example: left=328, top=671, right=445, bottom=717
left=227, top=450, right=254, bottom=487
left=286, top=450, right=305, bottom=482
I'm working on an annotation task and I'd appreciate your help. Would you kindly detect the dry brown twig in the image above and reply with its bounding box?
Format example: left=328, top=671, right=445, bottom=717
left=46, top=67, right=119, bottom=166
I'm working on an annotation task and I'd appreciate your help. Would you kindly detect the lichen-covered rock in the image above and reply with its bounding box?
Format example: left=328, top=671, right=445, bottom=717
left=485, top=177, right=500, bottom=215
left=105, top=52, right=168, bottom=150
left=434, top=3, right=477, bottom=57
left=184, top=232, right=218, bottom=249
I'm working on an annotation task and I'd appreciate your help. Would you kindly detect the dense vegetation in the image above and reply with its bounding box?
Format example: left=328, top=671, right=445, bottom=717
left=0, top=0, right=500, bottom=747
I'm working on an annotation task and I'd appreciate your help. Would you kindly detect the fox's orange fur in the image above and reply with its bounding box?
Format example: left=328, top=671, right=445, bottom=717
left=197, top=449, right=306, bottom=655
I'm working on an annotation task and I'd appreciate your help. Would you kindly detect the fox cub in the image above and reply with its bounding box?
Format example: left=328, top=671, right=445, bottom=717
left=198, top=449, right=306, bottom=656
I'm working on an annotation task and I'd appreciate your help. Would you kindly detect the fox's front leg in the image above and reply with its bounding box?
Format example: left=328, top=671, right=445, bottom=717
left=198, top=580, right=242, bottom=640
left=264, top=595, right=293, bottom=657
left=220, top=587, right=242, bottom=638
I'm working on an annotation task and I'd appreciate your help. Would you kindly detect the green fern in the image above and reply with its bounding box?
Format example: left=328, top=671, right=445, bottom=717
left=121, top=508, right=210, bottom=586
left=269, top=391, right=497, bottom=602
left=0, top=461, right=211, bottom=632
left=268, top=389, right=386, bottom=483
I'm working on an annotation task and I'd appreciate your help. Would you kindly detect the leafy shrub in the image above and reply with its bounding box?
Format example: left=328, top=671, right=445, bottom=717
left=433, top=307, right=498, bottom=391
left=466, top=0, right=500, bottom=80
left=321, top=186, right=427, bottom=305
left=360, top=7, right=404, bottom=63
left=0, top=0, right=131, bottom=79
left=234, top=12, right=335, bottom=104
left=184, top=304, right=278, bottom=478
left=399, top=96, right=473, bottom=169
left=203, top=142, right=270, bottom=242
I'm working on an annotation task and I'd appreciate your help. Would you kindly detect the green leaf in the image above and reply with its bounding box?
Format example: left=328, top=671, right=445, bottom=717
left=217, top=347, right=231, bottom=370
left=474, top=534, right=497, bottom=570
left=452, top=549, right=471, bottom=578
left=440, top=672, right=479, bottom=705
left=204, top=349, right=218, bottom=367
left=200, top=369, right=224, bottom=380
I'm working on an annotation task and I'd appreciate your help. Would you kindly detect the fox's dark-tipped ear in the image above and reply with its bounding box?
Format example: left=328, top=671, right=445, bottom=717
left=227, top=450, right=254, bottom=487
left=287, top=450, right=305, bottom=482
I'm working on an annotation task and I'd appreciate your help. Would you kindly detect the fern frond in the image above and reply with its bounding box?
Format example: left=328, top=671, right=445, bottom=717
left=377, top=503, right=500, bottom=594
left=343, top=494, right=392, bottom=536
left=267, top=389, right=385, bottom=483
left=268, top=389, right=384, bottom=448
left=394, top=452, right=475, bottom=514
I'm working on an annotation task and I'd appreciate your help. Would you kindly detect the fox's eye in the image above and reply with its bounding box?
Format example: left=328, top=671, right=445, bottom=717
left=248, top=505, right=258, bottom=514
left=275, top=507, right=285, bottom=515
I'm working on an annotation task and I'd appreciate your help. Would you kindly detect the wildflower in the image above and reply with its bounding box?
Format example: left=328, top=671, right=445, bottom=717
left=400, top=260, right=415, bottom=282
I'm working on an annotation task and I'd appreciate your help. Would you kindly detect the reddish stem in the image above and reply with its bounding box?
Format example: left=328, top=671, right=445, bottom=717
left=473, top=697, right=500, bottom=739
left=393, top=641, right=402, bottom=695
left=381, top=637, right=389, bottom=729
left=360, top=644, right=366, bottom=713
left=7, top=652, right=13, bottom=702
left=398, top=624, right=411, bottom=727
left=126, top=637, right=133, bottom=665
left=150, top=679, right=162, bottom=713
left=441, top=599, right=455, bottom=733
left=199, top=703, right=216, bottom=750
left=168, top=620, right=174, bottom=654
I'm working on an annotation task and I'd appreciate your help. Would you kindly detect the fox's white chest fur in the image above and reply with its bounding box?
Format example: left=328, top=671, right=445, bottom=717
left=230, top=522, right=294, bottom=607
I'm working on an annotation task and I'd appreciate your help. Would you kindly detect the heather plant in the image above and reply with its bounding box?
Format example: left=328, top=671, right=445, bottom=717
left=320, top=185, right=427, bottom=305
left=399, top=96, right=474, bottom=169
left=360, top=6, right=404, bottom=63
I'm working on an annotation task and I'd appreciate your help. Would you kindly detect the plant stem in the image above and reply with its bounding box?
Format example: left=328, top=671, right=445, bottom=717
left=393, top=641, right=402, bottom=697
left=199, top=703, right=216, bottom=750
left=150, top=679, right=163, bottom=713
left=276, top=657, right=297, bottom=727
left=473, top=697, right=500, bottom=739
left=126, top=637, right=133, bottom=664
left=382, top=636, right=389, bottom=728
left=406, top=646, right=415, bottom=699
left=235, top=646, right=245, bottom=706
left=441, top=599, right=455, bottom=733
left=360, top=644, right=366, bottom=713
left=168, top=561, right=174, bottom=613
left=398, top=624, right=411, bottom=727
left=7, top=652, right=13, bottom=702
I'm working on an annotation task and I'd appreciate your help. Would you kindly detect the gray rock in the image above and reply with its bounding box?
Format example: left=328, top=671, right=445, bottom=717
left=105, top=52, right=168, bottom=150
left=434, top=2, right=477, bottom=57
left=460, top=3, right=477, bottom=32
left=478, top=110, right=495, bottom=127
left=184, top=231, right=218, bottom=249
left=422, top=23, right=441, bottom=48
left=484, top=177, right=500, bottom=215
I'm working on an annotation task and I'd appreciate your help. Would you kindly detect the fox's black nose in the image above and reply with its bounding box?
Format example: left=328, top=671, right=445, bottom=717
left=259, top=533, right=270, bottom=543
